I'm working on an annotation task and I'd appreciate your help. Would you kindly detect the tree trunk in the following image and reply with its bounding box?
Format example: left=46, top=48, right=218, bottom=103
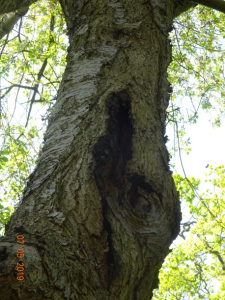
left=0, top=0, right=181, bottom=299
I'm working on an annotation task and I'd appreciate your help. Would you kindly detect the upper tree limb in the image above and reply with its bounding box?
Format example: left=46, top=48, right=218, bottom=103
left=0, top=6, right=28, bottom=39
left=194, top=0, right=225, bottom=13
left=0, top=0, right=37, bottom=14
left=174, top=0, right=225, bottom=19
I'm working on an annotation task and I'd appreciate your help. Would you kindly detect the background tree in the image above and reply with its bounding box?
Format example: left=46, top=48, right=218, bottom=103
left=0, top=0, right=225, bottom=299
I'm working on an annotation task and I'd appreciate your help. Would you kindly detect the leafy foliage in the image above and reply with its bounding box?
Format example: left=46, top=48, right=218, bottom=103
left=167, top=5, right=225, bottom=156
left=153, top=166, right=225, bottom=299
left=169, top=6, right=225, bottom=123
left=0, top=0, right=68, bottom=234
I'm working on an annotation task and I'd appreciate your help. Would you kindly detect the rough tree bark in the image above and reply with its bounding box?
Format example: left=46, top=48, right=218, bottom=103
left=0, top=0, right=182, bottom=299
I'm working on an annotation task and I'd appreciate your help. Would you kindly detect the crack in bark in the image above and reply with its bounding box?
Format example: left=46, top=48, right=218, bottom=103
left=92, top=90, right=133, bottom=282
left=92, top=90, right=168, bottom=289
left=0, top=246, right=8, bottom=262
left=129, top=174, right=163, bottom=206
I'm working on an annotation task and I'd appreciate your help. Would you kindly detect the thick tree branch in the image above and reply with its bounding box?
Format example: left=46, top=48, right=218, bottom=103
left=174, top=0, right=225, bottom=19
left=0, top=6, right=28, bottom=40
left=193, top=0, right=225, bottom=13
left=174, top=1, right=198, bottom=19
left=0, top=0, right=36, bottom=14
